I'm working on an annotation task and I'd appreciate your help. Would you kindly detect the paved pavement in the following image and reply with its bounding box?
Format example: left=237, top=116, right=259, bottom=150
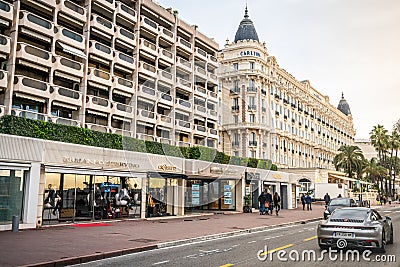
left=0, top=205, right=326, bottom=267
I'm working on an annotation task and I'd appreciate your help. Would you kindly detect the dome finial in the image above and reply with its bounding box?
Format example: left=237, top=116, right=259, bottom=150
left=341, top=91, right=344, bottom=99
left=245, top=3, right=249, bottom=18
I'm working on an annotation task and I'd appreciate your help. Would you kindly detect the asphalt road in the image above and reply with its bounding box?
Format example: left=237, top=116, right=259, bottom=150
left=71, top=206, right=400, bottom=267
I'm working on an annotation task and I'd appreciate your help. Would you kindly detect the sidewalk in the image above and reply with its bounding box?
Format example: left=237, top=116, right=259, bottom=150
left=0, top=205, right=325, bottom=267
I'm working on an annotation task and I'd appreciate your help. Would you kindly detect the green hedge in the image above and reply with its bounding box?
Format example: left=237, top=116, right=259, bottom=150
left=0, top=115, right=277, bottom=170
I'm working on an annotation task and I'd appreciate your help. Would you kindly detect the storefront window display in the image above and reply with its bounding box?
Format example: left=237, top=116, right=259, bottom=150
left=146, top=177, right=177, bottom=217
left=0, top=170, right=25, bottom=224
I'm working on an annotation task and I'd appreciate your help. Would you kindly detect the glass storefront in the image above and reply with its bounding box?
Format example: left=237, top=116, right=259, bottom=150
left=146, top=177, right=178, bottom=217
left=0, top=169, right=25, bottom=224
left=43, top=173, right=142, bottom=224
left=185, top=179, right=237, bottom=211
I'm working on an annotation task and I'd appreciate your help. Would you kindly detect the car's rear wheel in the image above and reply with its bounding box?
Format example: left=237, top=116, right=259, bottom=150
left=388, top=225, right=394, bottom=244
left=377, top=231, right=386, bottom=253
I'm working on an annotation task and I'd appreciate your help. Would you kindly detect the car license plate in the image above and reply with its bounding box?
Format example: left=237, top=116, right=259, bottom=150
left=334, top=232, right=354, bottom=238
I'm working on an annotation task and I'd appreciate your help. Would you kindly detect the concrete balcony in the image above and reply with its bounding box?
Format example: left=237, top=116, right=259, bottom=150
left=136, top=109, right=156, bottom=124
left=208, top=109, right=218, bottom=120
left=86, top=95, right=112, bottom=113
left=176, top=141, right=191, bottom=147
left=158, top=26, right=174, bottom=43
left=194, top=85, right=207, bottom=98
left=175, top=119, right=191, bottom=133
left=0, top=70, right=7, bottom=89
left=208, top=90, right=218, bottom=100
left=139, top=38, right=157, bottom=57
left=193, top=124, right=207, bottom=136
left=53, top=55, right=84, bottom=78
left=11, top=108, right=48, bottom=122
left=57, top=0, right=86, bottom=23
left=157, top=114, right=173, bottom=128
left=114, top=51, right=135, bottom=70
left=137, top=84, right=157, bottom=101
left=55, top=26, right=86, bottom=50
left=194, top=66, right=207, bottom=79
left=16, top=42, right=51, bottom=68
left=87, top=67, right=112, bottom=88
left=194, top=47, right=207, bottom=61
left=175, top=98, right=191, bottom=113
left=19, top=11, right=54, bottom=38
left=93, top=0, right=114, bottom=11
left=138, top=61, right=156, bottom=78
left=112, top=76, right=134, bottom=95
left=35, top=0, right=56, bottom=8
left=86, top=123, right=110, bottom=133
left=0, top=0, right=13, bottom=22
left=158, top=48, right=174, bottom=64
left=50, top=86, right=82, bottom=107
left=176, top=77, right=192, bottom=93
left=194, top=104, right=207, bottom=116
left=112, top=102, right=134, bottom=119
left=115, top=26, right=135, bottom=47
left=177, top=37, right=192, bottom=54
left=158, top=70, right=173, bottom=84
left=115, top=1, right=137, bottom=23
left=140, top=15, right=158, bottom=35
left=13, top=75, right=51, bottom=99
left=158, top=92, right=173, bottom=106
left=208, top=128, right=218, bottom=139
left=208, top=72, right=218, bottom=84
left=50, top=116, right=81, bottom=127
left=89, top=40, right=113, bottom=61
left=112, top=128, right=133, bottom=137
left=156, top=137, right=173, bottom=145
left=90, top=14, right=114, bottom=36
left=176, top=57, right=192, bottom=73
left=0, top=34, right=10, bottom=55
left=208, top=54, right=218, bottom=67
left=136, top=133, right=155, bottom=141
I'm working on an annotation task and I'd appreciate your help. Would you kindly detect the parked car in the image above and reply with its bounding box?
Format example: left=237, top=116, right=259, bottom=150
left=317, top=207, right=394, bottom=252
left=323, top=197, right=358, bottom=219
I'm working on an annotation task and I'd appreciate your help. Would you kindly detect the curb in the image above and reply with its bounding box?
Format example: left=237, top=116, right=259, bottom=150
left=22, top=217, right=322, bottom=267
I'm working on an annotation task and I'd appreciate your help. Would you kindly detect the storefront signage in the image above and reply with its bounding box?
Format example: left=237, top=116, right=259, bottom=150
left=240, top=50, right=261, bottom=57
left=192, top=184, right=200, bottom=205
left=63, top=156, right=139, bottom=168
left=210, top=167, right=223, bottom=174
left=272, top=174, right=282, bottom=179
left=157, top=164, right=177, bottom=172
left=223, top=184, right=232, bottom=205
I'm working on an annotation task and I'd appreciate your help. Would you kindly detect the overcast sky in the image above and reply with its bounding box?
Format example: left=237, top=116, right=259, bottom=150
left=157, top=0, right=400, bottom=139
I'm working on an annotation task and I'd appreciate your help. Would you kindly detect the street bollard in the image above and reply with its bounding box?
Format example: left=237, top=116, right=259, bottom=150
left=12, top=215, right=19, bottom=232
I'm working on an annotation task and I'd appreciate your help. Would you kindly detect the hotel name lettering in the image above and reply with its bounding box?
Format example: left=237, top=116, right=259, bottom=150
left=240, top=50, right=261, bottom=57
left=63, top=157, right=139, bottom=169
left=157, top=164, right=177, bottom=172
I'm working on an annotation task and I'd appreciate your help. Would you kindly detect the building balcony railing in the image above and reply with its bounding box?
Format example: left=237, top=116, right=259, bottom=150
left=139, top=38, right=157, bottom=56
left=116, top=1, right=137, bottom=23
left=208, top=90, right=217, bottom=99
left=232, top=105, right=239, bottom=112
left=158, top=26, right=174, bottom=43
left=0, top=0, right=13, bottom=22
left=176, top=57, right=192, bottom=73
left=55, top=26, right=86, bottom=50
left=0, top=34, right=10, bottom=55
left=177, top=37, right=192, bottom=53
left=176, top=141, right=191, bottom=147
left=248, top=105, right=257, bottom=111
left=208, top=73, right=218, bottom=84
left=158, top=70, right=173, bottom=84
left=50, top=86, right=82, bottom=107
left=136, top=133, right=155, bottom=141
left=93, top=0, right=114, bottom=10
left=208, top=54, right=218, bottom=67
left=175, top=119, right=191, bottom=132
left=90, top=14, right=114, bottom=36
left=89, top=40, right=113, bottom=61
left=87, top=67, right=112, bottom=87
left=140, top=15, right=158, bottom=35
left=194, top=85, right=207, bottom=97
left=114, top=51, right=135, bottom=70
left=19, top=11, right=54, bottom=37
left=16, top=42, right=51, bottom=67
left=112, top=76, right=134, bottom=96
left=208, top=109, right=217, bottom=119
left=136, top=109, right=156, bottom=124
left=247, top=86, right=257, bottom=93
left=158, top=48, right=174, bottom=64
left=138, top=61, right=156, bottom=77
left=10, top=108, right=80, bottom=127
left=176, top=77, right=192, bottom=93
left=194, top=124, right=207, bottom=135
left=194, top=66, right=207, bottom=79
left=112, top=102, right=134, bottom=119
left=208, top=128, right=218, bottom=138
left=194, top=47, right=207, bottom=60
left=156, top=137, right=173, bottom=145
left=194, top=104, right=207, bottom=115
left=115, top=26, right=135, bottom=47
left=50, top=116, right=81, bottom=127
left=111, top=128, right=133, bottom=137
left=158, top=92, right=173, bottom=106
left=13, top=75, right=51, bottom=99
left=53, top=55, right=84, bottom=78
left=175, top=98, right=191, bottom=112
left=57, top=0, right=86, bottom=22
left=230, top=87, right=240, bottom=94
left=249, top=141, right=258, bottom=146
left=0, top=70, right=7, bottom=89
left=137, top=84, right=156, bottom=101
left=86, top=123, right=110, bottom=133
left=86, top=95, right=112, bottom=113
left=157, top=114, right=173, bottom=128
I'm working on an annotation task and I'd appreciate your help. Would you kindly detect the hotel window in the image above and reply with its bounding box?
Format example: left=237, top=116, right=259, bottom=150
left=249, top=114, right=255, bottom=123
left=250, top=150, right=256, bottom=158
left=249, top=79, right=255, bottom=89
left=233, top=80, right=239, bottom=90
left=233, top=63, right=238, bottom=71
left=233, top=115, right=238, bottom=124
left=250, top=62, right=254, bottom=70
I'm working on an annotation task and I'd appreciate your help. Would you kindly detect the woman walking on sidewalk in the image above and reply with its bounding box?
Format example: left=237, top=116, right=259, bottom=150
left=273, top=192, right=281, bottom=215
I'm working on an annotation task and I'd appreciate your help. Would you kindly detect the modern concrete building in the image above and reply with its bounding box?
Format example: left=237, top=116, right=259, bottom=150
left=219, top=7, right=356, bottom=170
left=355, top=139, right=378, bottom=161
left=0, top=0, right=219, bottom=148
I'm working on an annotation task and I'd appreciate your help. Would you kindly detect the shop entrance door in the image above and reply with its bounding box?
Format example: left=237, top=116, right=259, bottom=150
left=280, top=185, right=288, bottom=209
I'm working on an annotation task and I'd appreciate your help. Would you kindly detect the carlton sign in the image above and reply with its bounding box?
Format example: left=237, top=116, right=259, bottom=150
left=239, top=50, right=261, bottom=57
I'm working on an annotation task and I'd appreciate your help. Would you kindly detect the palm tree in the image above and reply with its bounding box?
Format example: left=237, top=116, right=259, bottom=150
left=388, top=130, right=400, bottom=196
left=364, top=158, right=388, bottom=194
left=370, top=125, right=389, bottom=164
left=391, top=120, right=400, bottom=194
left=334, top=145, right=365, bottom=178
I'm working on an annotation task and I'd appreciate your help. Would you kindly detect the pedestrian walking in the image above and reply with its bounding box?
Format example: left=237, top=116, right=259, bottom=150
left=388, top=196, right=392, bottom=206
left=301, top=194, right=306, bottom=210
left=258, top=192, right=266, bottom=215
left=305, top=193, right=312, bottom=211
left=273, top=192, right=281, bottom=215
left=324, top=193, right=331, bottom=206
left=265, top=190, right=273, bottom=215
left=383, top=195, right=387, bottom=205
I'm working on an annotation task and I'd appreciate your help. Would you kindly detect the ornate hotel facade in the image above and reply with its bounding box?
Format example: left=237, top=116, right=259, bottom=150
left=0, top=0, right=219, bottom=148
left=219, top=7, right=356, bottom=169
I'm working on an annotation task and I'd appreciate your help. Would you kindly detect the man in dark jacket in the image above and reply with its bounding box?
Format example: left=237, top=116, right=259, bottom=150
left=258, top=192, right=266, bottom=215
left=324, top=193, right=331, bottom=205
left=265, top=191, right=273, bottom=215
left=305, top=193, right=312, bottom=210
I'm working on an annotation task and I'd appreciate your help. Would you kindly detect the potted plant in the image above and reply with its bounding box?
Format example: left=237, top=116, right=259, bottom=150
left=243, top=195, right=252, bottom=213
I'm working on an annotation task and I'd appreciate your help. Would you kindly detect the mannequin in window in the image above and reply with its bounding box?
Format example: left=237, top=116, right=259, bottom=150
left=45, top=184, right=62, bottom=215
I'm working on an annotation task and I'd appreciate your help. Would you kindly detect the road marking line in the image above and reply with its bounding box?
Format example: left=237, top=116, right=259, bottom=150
left=260, top=244, right=294, bottom=256
left=248, top=240, right=256, bottom=243
left=153, top=260, right=170, bottom=265
left=219, top=264, right=234, bottom=267
left=304, top=235, right=317, bottom=242
left=264, top=234, right=283, bottom=240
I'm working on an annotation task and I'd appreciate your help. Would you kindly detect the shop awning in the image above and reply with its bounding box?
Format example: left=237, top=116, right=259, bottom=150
left=330, top=174, right=357, bottom=182
left=58, top=42, right=87, bottom=59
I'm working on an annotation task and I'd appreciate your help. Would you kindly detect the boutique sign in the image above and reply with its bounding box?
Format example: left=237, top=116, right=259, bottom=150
left=239, top=50, right=261, bottom=57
